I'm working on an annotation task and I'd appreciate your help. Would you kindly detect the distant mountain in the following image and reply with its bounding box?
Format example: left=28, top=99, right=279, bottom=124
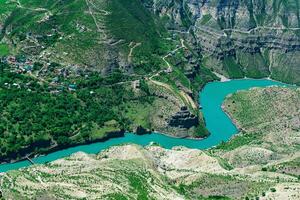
left=144, top=0, right=300, bottom=83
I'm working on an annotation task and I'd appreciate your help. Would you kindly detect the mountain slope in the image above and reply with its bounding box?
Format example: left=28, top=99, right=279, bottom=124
left=144, top=0, right=300, bottom=83
left=0, top=0, right=170, bottom=74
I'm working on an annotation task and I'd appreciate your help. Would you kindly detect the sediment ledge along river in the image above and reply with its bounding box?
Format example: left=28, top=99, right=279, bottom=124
left=0, top=79, right=287, bottom=172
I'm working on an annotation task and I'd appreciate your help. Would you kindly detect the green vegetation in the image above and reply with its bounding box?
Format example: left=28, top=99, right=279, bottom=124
left=200, top=14, right=212, bottom=25
left=0, top=0, right=299, bottom=199
left=0, top=44, right=9, bottom=56
left=192, top=66, right=219, bottom=90
left=106, top=0, right=170, bottom=74
left=88, top=120, right=120, bottom=141
left=127, top=172, right=149, bottom=200
left=3, top=86, right=300, bottom=200
left=175, top=173, right=271, bottom=200
left=0, top=62, right=156, bottom=160
left=262, top=157, right=300, bottom=178
left=0, top=0, right=171, bottom=74
left=237, top=52, right=270, bottom=78
left=1, top=0, right=101, bottom=64
left=0, top=0, right=15, bottom=14
left=222, top=57, right=244, bottom=79
left=104, top=193, right=128, bottom=200
left=215, top=87, right=300, bottom=169
left=0, top=54, right=211, bottom=160
left=214, top=132, right=263, bottom=151
left=123, top=102, right=152, bottom=128
left=0, top=0, right=216, bottom=161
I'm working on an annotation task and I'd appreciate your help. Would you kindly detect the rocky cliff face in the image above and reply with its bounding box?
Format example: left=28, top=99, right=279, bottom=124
left=144, top=0, right=300, bottom=84
left=168, top=106, right=199, bottom=129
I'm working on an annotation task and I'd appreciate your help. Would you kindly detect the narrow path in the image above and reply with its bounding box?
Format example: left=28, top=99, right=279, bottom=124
left=87, top=0, right=111, bottom=16
left=150, top=77, right=197, bottom=110
left=85, top=0, right=104, bottom=34
left=150, top=39, right=186, bottom=79
left=69, top=124, right=89, bottom=139
left=194, top=26, right=224, bottom=38
left=199, top=26, right=300, bottom=36
left=179, top=91, right=197, bottom=110
left=85, top=0, right=121, bottom=46
left=110, top=39, right=125, bottom=46
left=148, top=39, right=197, bottom=110
left=28, top=72, right=50, bottom=84
left=25, top=156, right=35, bottom=165
left=128, top=42, right=141, bottom=62
left=15, top=0, right=49, bottom=12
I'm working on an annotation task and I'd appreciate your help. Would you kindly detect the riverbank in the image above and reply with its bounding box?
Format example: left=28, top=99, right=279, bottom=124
left=0, top=130, right=126, bottom=165
left=0, top=127, right=209, bottom=165
left=0, top=78, right=289, bottom=172
left=213, top=72, right=231, bottom=82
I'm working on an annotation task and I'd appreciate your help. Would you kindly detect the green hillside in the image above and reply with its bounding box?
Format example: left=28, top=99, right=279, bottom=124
left=0, top=0, right=215, bottom=162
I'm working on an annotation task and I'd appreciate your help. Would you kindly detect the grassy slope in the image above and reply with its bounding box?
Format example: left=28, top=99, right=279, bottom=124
left=0, top=44, right=9, bottom=56
left=0, top=0, right=170, bottom=72
left=1, top=0, right=100, bottom=65
left=105, top=0, right=169, bottom=73
left=213, top=87, right=300, bottom=168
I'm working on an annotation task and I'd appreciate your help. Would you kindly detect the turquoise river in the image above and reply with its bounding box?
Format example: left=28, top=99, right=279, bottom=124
left=0, top=79, right=287, bottom=172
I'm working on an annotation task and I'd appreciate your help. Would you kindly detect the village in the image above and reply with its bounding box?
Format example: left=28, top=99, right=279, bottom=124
left=0, top=55, right=86, bottom=93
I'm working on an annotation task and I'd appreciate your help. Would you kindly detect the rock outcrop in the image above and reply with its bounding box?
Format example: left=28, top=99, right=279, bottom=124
left=168, top=106, right=199, bottom=129
left=135, top=125, right=151, bottom=135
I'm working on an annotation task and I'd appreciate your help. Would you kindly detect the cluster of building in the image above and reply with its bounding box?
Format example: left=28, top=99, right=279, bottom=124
left=1, top=55, right=81, bottom=92
left=1, top=55, right=33, bottom=74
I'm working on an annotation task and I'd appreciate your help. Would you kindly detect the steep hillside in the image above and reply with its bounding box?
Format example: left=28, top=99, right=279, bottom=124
left=144, top=0, right=300, bottom=83
left=1, top=87, right=299, bottom=200
left=0, top=0, right=169, bottom=74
